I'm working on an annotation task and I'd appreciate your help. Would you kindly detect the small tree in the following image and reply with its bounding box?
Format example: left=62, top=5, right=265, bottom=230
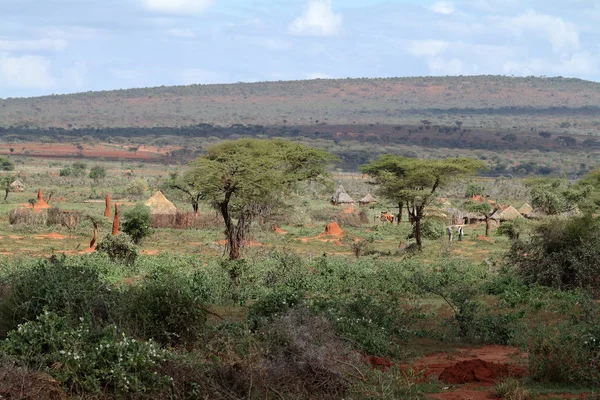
left=97, top=234, right=138, bottom=265
left=361, top=156, right=483, bottom=250
left=1, top=175, right=15, bottom=201
left=464, top=201, right=499, bottom=237
left=89, top=166, right=106, bottom=181
left=186, top=139, right=336, bottom=259
left=0, top=157, right=15, bottom=171
left=122, top=204, right=152, bottom=244
left=166, top=172, right=203, bottom=215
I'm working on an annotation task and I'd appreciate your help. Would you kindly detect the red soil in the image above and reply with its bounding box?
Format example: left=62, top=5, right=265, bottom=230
left=33, top=188, right=49, bottom=211
left=33, top=233, right=68, bottom=240
left=476, top=235, right=494, bottom=242
left=342, top=206, right=354, bottom=214
left=439, top=359, right=525, bottom=384
left=272, top=225, right=287, bottom=234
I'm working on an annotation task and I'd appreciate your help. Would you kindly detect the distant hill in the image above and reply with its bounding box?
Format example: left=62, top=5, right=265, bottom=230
left=2, top=76, right=600, bottom=130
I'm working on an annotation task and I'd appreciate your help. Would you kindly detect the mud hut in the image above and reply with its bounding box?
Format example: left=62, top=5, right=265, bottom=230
left=9, top=180, right=24, bottom=192
left=518, top=203, right=533, bottom=216
left=359, top=193, right=377, bottom=207
left=330, top=185, right=354, bottom=206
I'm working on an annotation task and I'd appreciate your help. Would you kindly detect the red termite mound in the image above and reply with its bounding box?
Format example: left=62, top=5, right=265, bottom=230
left=439, top=359, right=524, bottom=384
left=111, top=204, right=119, bottom=235
left=33, top=188, right=49, bottom=211
left=104, top=194, right=111, bottom=217
left=321, top=222, right=343, bottom=236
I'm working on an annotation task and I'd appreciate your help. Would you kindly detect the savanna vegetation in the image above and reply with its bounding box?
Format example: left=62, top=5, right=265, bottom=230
left=0, top=136, right=598, bottom=399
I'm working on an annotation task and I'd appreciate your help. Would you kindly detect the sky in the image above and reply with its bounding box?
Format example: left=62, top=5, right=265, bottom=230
left=1, top=0, right=599, bottom=98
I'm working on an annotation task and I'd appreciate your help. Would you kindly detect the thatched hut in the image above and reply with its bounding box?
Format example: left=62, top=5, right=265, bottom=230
left=492, top=206, right=523, bottom=221
left=9, top=180, right=24, bottom=192
left=359, top=193, right=377, bottom=207
left=331, top=185, right=354, bottom=206
left=145, top=191, right=178, bottom=226
left=526, top=208, right=547, bottom=220
left=518, top=203, right=533, bottom=216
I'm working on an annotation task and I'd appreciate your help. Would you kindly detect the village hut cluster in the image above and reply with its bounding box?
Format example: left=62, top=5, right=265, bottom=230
left=330, top=184, right=377, bottom=207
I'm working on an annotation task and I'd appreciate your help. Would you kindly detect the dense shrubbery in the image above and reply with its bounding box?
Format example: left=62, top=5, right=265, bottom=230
left=509, top=216, right=600, bottom=295
left=122, top=203, right=152, bottom=244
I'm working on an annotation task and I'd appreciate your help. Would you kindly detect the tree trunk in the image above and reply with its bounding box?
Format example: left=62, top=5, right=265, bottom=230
left=397, top=202, right=403, bottom=224
left=192, top=201, right=199, bottom=215
left=4, top=188, right=8, bottom=201
left=485, top=217, right=490, bottom=237
left=414, top=206, right=424, bottom=250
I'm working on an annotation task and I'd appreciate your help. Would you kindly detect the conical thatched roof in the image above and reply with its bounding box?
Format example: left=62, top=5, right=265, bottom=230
left=526, top=208, right=547, bottom=219
left=519, top=203, right=533, bottom=216
left=494, top=205, right=522, bottom=221
left=331, top=185, right=354, bottom=204
left=144, top=191, right=177, bottom=215
left=559, top=206, right=583, bottom=218
left=10, top=179, right=24, bottom=188
left=359, top=193, right=377, bottom=205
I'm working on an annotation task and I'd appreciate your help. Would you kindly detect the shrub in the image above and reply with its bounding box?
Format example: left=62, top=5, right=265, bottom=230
left=117, top=268, right=209, bottom=346
left=247, top=290, right=303, bottom=330
left=125, top=178, right=148, bottom=197
left=0, top=255, right=112, bottom=337
left=529, top=321, right=600, bottom=385
left=2, top=312, right=170, bottom=395
left=88, top=165, right=106, bottom=180
left=509, top=216, right=600, bottom=295
left=96, top=234, right=138, bottom=265
left=420, top=219, right=445, bottom=240
left=493, top=378, right=531, bottom=400
left=497, top=219, right=526, bottom=241
left=122, top=203, right=152, bottom=244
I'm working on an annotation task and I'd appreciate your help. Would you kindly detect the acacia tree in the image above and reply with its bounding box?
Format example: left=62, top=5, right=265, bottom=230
left=1, top=175, right=15, bottom=201
left=186, top=139, right=336, bottom=260
left=464, top=201, right=499, bottom=237
left=166, top=172, right=203, bottom=215
left=361, top=156, right=483, bottom=250
left=526, top=177, right=587, bottom=215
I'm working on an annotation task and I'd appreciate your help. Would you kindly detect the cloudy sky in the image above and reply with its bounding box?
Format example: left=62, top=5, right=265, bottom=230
left=1, top=0, right=599, bottom=98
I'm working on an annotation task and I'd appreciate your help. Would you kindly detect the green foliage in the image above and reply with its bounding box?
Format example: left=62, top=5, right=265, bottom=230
left=88, top=165, right=106, bottom=180
left=247, top=290, right=303, bottom=330
left=466, top=182, right=485, bottom=198
left=60, top=162, right=87, bottom=177
left=0, top=255, right=112, bottom=337
left=526, top=177, right=585, bottom=215
left=2, top=311, right=169, bottom=394
left=125, top=178, right=148, bottom=197
left=509, top=216, right=600, bottom=294
left=493, top=378, right=531, bottom=400
left=497, top=219, right=526, bottom=241
left=117, top=268, right=209, bottom=346
left=420, top=219, right=445, bottom=240
left=0, top=156, right=15, bottom=171
left=573, top=168, right=600, bottom=213
left=464, top=200, right=493, bottom=216
left=96, top=234, right=138, bottom=265
left=186, top=138, right=336, bottom=259
left=122, top=203, right=152, bottom=244
left=529, top=321, right=600, bottom=385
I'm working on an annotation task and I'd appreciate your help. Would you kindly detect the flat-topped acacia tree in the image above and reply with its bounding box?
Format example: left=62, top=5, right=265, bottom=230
left=361, top=156, right=484, bottom=250
left=186, top=139, right=337, bottom=260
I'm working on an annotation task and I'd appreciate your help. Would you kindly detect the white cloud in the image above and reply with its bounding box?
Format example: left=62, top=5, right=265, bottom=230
left=430, top=1, right=455, bottom=14
left=508, top=11, right=580, bottom=55
left=503, top=52, right=597, bottom=77
left=407, top=39, right=449, bottom=57
left=0, top=53, right=56, bottom=89
left=141, top=0, right=213, bottom=15
left=0, top=38, right=68, bottom=52
left=428, top=57, right=480, bottom=75
left=288, top=0, right=343, bottom=37
left=306, top=72, right=334, bottom=79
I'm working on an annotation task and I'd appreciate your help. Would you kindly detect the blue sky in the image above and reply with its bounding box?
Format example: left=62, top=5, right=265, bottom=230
left=1, top=0, right=599, bottom=98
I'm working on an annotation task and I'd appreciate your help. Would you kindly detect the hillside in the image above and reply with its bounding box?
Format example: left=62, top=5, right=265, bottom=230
left=2, top=76, right=600, bottom=133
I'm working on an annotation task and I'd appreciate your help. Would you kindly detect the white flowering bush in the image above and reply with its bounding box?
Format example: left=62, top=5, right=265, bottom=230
left=2, top=312, right=170, bottom=394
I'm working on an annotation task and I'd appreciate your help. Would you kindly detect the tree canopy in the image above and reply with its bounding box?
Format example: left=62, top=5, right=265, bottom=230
left=186, top=138, right=337, bottom=259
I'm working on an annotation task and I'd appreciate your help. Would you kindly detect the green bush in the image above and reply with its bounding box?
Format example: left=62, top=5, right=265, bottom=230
left=529, top=321, right=600, bottom=385
left=420, top=219, right=445, bottom=240
left=497, top=219, right=526, bottom=241
left=88, top=165, right=106, bottom=180
left=247, top=290, right=303, bottom=330
left=509, top=216, right=600, bottom=295
left=122, top=203, right=152, bottom=244
left=96, top=234, right=138, bottom=265
left=2, top=311, right=169, bottom=395
left=125, top=178, right=149, bottom=197
left=0, top=255, right=112, bottom=337
left=117, top=268, right=209, bottom=346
